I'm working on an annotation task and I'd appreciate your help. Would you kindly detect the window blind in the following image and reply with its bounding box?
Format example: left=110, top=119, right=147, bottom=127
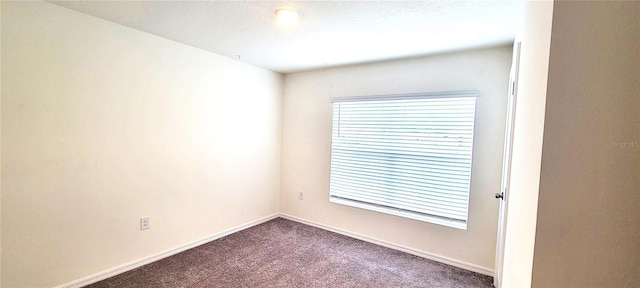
left=329, top=91, right=478, bottom=229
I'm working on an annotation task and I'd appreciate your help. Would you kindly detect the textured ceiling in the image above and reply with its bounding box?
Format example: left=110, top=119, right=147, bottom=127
left=50, top=1, right=523, bottom=73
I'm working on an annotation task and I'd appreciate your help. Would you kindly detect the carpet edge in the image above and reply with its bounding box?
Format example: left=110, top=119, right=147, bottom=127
left=279, top=213, right=495, bottom=277
left=56, top=213, right=280, bottom=288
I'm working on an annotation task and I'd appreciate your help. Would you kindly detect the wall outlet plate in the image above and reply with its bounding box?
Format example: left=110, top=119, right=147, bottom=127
left=140, top=217, right=150, bottom=230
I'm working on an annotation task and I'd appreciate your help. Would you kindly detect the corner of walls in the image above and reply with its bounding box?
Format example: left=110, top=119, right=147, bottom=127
left=0, top=1, right=3, bottom=285
left=499, top=1, right=554, bottom=287
left=277, top=73, right=286, bottom=214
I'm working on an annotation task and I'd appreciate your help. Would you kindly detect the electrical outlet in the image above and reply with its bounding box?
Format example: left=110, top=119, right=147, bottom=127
left=298, top=191, right=304, bottom=200
left=140, top=217, right=150, bottom=230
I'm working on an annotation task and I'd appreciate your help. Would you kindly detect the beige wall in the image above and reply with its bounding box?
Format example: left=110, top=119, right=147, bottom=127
left=281, top=46, right=512, bottom=272
left=1, top=2, right=282, bottom=287
left=500, top=1, right=554, bottom=287
left=0, top=2, right=3, bottom=285
left=532, top=2, right=640, bottom=287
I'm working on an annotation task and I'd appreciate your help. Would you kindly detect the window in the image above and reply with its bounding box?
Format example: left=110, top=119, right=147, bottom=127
left=329, top=91, right=478, bottom=229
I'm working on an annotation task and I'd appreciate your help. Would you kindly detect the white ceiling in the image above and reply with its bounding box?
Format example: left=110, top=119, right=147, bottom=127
left=50, top=1, right=523, bottom=74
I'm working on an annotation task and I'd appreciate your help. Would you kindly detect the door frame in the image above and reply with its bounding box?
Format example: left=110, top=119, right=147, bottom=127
left=494, top=41, right=522, bottom=288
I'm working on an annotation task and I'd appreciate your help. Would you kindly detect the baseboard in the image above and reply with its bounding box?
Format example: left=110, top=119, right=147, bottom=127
left=279, top=213, right=494, bottom=276
left=56, top=213, right=279, bottom=288
left=57, top=212, right=492, bottom=287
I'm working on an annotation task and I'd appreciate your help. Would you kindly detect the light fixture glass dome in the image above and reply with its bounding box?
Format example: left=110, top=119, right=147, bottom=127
left=275, top=8, right=298, bottom=25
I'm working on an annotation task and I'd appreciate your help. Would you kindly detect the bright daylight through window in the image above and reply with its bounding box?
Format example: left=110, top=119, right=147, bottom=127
left=329, top=91, right=478, bottom=229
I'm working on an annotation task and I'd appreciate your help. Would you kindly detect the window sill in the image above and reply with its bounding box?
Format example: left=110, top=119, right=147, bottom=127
left=329, top=196, right=468, bottom=230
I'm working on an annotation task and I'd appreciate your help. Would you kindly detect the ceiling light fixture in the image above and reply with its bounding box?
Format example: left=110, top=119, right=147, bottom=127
left=275, top=8, right=298, bottom=25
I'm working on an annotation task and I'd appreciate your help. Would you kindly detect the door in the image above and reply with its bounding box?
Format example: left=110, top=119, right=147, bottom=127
left=494, top=41, right=521, bottom=288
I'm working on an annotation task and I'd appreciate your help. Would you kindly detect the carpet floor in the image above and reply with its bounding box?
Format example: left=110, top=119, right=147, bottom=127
left=86, top=218, right=493, bottom=288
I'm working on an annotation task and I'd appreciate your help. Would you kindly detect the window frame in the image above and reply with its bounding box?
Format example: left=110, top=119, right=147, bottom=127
left=328, top=90, right=479, bottom=230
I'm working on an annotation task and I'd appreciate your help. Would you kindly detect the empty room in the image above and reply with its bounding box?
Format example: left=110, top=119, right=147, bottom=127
left=1, top=1, right=638, bottom=288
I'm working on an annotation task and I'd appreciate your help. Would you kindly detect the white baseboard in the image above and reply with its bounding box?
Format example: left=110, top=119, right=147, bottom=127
left=58, top=212, right=492, bottom=287
left=56, top=213, right=279, bottom=288
left=279, top=213, right=494, bottom=276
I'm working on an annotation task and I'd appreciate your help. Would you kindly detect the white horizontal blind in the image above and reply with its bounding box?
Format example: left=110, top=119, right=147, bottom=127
left=329, top=91, right=478, bottom=229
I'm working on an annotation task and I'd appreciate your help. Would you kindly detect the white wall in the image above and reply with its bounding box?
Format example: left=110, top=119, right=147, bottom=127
left=532, top=1, right=640, bottom=287
left=1, top=2, right=282, bottom=287
left=499, top=1, right=554, bottom=287
left=281, top=46, right=512, bottom=272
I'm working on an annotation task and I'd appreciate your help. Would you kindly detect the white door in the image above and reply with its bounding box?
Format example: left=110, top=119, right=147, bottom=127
left=494, top=41, right=521, bottom=288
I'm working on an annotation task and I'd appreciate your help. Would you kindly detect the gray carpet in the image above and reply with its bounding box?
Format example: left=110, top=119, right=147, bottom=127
left=85, top=218, right=493, bottom=288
